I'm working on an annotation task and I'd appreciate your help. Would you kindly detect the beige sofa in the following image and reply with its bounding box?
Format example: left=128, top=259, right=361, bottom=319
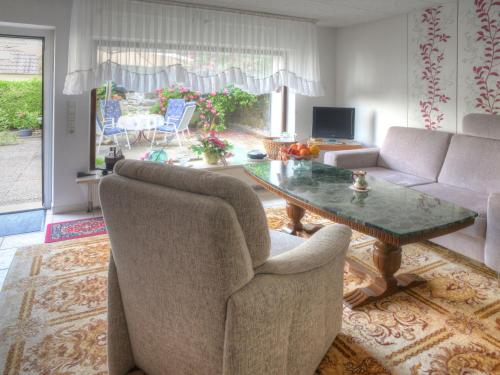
left=100, top=160, right=351, bottom=375
left=324, top=114, right=500, bottom=272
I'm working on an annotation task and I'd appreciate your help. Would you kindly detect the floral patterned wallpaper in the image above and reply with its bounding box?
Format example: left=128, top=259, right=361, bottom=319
left=408, top=0, right=499, bottom=132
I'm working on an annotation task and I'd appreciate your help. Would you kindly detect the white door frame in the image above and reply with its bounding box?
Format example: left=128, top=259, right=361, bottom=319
left=0, top=23, right=55, bottom=210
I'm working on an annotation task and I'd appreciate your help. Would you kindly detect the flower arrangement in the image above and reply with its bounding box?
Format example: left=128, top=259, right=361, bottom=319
left=191, top=131, right=233, bottom=165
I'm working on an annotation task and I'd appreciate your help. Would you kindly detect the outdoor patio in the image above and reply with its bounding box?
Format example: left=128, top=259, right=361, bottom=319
left=0, top=134, right=42, bottom=213
left=96, top=128, right=266, bottom=167
left=95, top=83, right=271, bottom=168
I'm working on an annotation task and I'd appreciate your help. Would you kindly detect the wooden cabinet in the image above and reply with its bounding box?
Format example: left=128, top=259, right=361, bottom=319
left=309, top=141, right=363, bottom=152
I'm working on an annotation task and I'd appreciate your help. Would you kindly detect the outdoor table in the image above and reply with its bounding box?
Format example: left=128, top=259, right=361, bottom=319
left=117, top=114, right=164, bottom=144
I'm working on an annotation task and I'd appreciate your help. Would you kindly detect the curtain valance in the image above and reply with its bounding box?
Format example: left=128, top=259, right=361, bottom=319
left=63, top=0, right=323, bottom=96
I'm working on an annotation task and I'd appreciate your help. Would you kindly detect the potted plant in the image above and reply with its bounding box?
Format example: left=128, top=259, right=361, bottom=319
left=191, top=131, right=233, bottom=165
left=16, top=112, right=38, bottom=137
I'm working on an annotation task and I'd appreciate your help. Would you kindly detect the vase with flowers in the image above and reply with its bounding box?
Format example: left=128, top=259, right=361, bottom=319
left=191, top=131, right=233, bottom=166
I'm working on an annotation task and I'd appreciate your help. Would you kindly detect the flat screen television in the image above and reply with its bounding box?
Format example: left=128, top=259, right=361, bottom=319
left=312, top=107, right=355, bottom=139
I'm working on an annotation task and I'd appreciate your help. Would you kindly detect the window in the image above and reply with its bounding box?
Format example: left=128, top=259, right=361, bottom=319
left=90, top=83, right=285, bottom=169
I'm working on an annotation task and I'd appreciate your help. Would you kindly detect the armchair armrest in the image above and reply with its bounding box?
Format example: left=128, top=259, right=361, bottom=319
left=224, top=225, right=351, bottom=375
left=485, top=192, right=500, bottom=272
left=255, top=224, right=351, bottom=275
left=324, top=148, right=379, bottom=169
left=102, top=119, right=116, bottom=128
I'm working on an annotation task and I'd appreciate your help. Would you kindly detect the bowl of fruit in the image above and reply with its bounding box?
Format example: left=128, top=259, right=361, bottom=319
left=279, top=143, right=320, bottom=161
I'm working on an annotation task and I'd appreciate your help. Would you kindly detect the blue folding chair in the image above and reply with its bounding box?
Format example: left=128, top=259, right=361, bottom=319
left=97, top=100, right=131, bottom=152
left=151, top=99, right=196, bottom=148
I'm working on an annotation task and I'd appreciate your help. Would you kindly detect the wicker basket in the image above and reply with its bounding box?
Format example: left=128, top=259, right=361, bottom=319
left=262, top=137, right=296, bottom=160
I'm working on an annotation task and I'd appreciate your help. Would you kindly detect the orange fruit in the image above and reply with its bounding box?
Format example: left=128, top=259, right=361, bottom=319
left=299, top=148, right=311, bottom=157
left=297, top=143, right=307, bottom=150
left=309, top=145, right=320, bottom=156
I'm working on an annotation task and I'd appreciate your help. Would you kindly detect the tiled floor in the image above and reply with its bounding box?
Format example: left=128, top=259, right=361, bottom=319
left=0, top=190, right=284, bottom=290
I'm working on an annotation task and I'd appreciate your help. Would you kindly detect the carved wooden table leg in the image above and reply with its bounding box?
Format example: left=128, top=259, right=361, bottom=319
left=344, top=241, right=426, bottom=309
left=283, top=202, right=323, bottom=237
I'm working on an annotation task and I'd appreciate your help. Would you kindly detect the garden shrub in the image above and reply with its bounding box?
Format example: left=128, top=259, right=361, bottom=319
left=0, top=79, right=42, bottom=130
left=96, top=82, right=127, bottom=100
left=151, top=85, right=258, bottom=132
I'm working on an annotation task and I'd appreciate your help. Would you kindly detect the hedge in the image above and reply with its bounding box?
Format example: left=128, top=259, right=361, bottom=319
left=0, top=79, right=42, bottom=130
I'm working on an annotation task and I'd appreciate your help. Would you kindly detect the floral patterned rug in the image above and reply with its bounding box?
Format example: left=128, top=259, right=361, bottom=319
left=45, top=217, right=107, bottom=243
left=1, top=207, right=499, bottom=374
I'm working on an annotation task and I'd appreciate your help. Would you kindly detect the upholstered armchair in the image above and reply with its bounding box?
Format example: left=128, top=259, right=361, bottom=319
left=100, top=160, right=351, bottom=375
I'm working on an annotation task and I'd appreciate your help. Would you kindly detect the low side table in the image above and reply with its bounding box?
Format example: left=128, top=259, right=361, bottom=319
left=76, top=174, right=101, bottom=212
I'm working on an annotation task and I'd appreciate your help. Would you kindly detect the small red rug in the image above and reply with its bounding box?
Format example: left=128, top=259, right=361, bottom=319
left=45, top=217, right=107, bottom=243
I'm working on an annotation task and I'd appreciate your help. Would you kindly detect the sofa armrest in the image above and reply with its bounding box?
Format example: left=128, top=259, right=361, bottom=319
left=255, top=224, right=351, bottom=275
left=324, top=148, right=379, bottom=169
left=485, top=192, right=500, bottom=273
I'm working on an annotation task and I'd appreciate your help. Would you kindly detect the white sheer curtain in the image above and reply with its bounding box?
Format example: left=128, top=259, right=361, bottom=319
left=63, top=0, right=323, bottom=96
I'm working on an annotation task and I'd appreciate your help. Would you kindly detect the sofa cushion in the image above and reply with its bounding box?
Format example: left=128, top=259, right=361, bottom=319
left=269, top=230, right=305, bottom=257
left=462, top=113, right=500, bottom=140
left=363, top=167, right=434, bottom=187
left=438, top=134, right=500, bottom=195
left=411, top=183, right=487, bottom=239
left=377, top=127, right=452, bottom=181
left=431, top=233, right=485, bottom=263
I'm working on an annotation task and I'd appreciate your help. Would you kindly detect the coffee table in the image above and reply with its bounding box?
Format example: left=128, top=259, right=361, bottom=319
left=244, top=160, right=477, bottom=308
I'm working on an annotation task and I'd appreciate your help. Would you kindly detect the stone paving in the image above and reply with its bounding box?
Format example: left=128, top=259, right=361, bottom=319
left=0, top=135, right=42, bottom=213
left=96, top=128, right=266, bottom=166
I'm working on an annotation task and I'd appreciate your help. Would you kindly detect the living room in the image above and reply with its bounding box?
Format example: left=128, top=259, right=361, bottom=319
left=0, top=0, right=498, bottom=374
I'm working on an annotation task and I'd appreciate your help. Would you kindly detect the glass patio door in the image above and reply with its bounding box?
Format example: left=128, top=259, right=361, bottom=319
left=0, top=35, right=44, bottom=214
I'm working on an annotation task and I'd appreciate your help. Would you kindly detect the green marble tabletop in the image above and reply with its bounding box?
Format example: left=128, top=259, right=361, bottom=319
left=245, top=160, right=477, bottom=241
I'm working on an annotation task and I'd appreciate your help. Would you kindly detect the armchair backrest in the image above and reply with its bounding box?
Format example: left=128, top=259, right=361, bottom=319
left=177, top=101, right=197, bottom=132
left=100, top=160, right=270, bottom=374
left=100, top=99, right=122, bottom=122
left=95, top=115, right=104, bottom=132
left=164, top=98, right=185, bottom=121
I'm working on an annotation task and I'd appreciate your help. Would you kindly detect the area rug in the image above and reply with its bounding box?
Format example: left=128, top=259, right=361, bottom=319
left=45, top=217, right=107, bottom=243
left=0, top=209, right=45, bottom=237
left=1, top=207, right=499, bottom=374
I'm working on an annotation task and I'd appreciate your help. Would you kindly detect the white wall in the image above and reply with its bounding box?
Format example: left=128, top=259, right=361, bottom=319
left=334, top=1, right=495, bottom=146
left=1, top=0, right=91, bottom=213
left=291, top=26, right=337, bottom=141
left=335, top=15, right=408, bottom=146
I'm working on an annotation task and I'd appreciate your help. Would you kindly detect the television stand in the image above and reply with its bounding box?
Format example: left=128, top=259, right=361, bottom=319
left=309, top=138, right=363, bottom=152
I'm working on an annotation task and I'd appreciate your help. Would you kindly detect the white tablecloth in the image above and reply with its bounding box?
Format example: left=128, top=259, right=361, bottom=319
left=117, top=114, right=164, bottom=131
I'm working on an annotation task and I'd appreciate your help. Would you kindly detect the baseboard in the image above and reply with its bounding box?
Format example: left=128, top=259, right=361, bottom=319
left=51, top=203, right=96, bottom=214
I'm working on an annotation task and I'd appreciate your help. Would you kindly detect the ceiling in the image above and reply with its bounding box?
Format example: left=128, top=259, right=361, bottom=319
left=168, top=0, right=457, bottom=27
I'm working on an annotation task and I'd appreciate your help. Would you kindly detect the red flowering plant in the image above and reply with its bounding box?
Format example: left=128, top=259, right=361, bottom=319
left=191, top=130, right=234, bottom=164
left=151, top=85, right=257, bottom=132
